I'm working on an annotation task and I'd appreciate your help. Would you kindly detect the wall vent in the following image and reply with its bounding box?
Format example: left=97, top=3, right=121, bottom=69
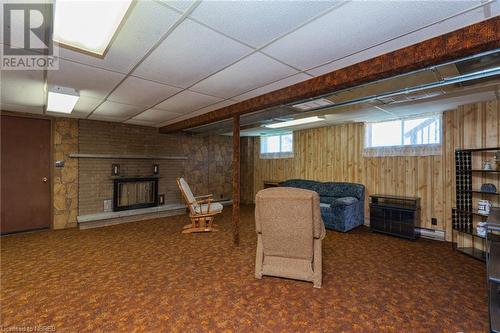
left=292, top=98, right=333, bottom=111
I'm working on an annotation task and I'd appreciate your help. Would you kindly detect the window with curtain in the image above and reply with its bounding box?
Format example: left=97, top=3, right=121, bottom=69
left=363, top=113, right=442, bottom=157
left=260, top=133, right=294, bottom=159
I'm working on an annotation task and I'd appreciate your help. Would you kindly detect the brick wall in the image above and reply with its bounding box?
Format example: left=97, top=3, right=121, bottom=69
left=78, top=120, right=232, bottom=216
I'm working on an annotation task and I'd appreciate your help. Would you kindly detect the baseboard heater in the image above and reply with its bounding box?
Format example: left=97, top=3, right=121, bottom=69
left=415, top=227, right=445, bottom=241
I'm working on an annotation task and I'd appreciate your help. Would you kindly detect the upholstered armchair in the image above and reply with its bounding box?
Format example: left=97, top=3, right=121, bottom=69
left=255, top=187, right=326, bottom=288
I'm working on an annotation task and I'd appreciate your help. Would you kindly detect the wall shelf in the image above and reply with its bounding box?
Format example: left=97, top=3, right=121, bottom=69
left=69, top=153, right=188, bottom=160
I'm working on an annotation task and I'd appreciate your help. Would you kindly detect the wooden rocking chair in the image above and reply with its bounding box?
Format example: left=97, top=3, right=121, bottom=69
left=176, top=177, right=223, bottom=234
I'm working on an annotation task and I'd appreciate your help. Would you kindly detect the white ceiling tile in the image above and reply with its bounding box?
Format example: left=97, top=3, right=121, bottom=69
left=306, top=5, right=493, bottom=77
left=158, top=0, right=195, bottom=12
left=0, top=70, right=44, bottom=113
left=154, top=99, right=238, bottom=127
left=55, top=1, right=180, bottom=73
left=47, top=59, right=125, bottom=99
left=108, top=76, right=181, bottom=107
left=190, top=1, right=336, bottom=47
left=155, top=90, right=222, bottom=114
left=190, top=53, right=297, bottom=99
left=134, top=20, right=252, bottom=88
left=131, top=108, right=182, bottom=123
left=193, top=99, right=238, bottom=114
left=263, top=1, right=483, bottom=70
left=0, top=102, right=44, bottom=115
left=155, top=111, right=196, bottom=127
left=90, top=101, right=143, bottom=121
left=72, top=96, right=103, bottom=117
left=233, top=73, right=312, bottom=102
left=124, top=118, right=160, bottom=127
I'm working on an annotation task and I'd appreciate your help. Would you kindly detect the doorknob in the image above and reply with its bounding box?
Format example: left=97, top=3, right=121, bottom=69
left=42, top=177, right=48, bottom=182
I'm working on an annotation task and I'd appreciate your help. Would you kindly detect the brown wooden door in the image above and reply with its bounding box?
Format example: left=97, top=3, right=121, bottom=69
left=1, top=115, right=51, bottom=234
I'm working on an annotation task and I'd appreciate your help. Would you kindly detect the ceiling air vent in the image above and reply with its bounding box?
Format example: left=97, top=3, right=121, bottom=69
left=292, top=98, right=334, bottom=111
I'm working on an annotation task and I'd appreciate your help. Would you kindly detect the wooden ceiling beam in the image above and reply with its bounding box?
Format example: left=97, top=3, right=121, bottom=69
left=159, top=17, right=500, bottom=133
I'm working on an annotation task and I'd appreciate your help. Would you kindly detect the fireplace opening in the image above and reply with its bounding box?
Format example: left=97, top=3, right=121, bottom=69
left=113, top=176, right=159, bottom=212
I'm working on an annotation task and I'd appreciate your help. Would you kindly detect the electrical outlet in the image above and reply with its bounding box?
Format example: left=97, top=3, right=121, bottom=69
left=103, top=199, right=112, bottom=212
left=431, top=218, right=437, bottom=226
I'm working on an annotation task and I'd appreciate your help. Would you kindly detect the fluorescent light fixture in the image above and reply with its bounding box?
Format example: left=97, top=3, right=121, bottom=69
left=53, top=0, right=133, bottom=57
left=265, top=116, right=325, bottom=129
left=292, top=98, right=334, bottom=111
left=47, top=86, right=80, bottom=114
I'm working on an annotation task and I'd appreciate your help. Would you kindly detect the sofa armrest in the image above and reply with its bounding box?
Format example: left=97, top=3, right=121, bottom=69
left=315, top=223, right=326, bottom=240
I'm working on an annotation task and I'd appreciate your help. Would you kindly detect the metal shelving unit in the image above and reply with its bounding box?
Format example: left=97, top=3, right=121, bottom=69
left=452, top=147, right=500, bottom=262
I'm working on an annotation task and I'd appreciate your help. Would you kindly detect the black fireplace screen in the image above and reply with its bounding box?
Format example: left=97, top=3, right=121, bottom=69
left=113, top=177, right=159, bottom=212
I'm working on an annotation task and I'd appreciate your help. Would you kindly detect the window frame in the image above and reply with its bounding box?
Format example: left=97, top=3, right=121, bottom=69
left=363, top=113, right=442, bottom=157
left=259, top=132, right=294, bottom=159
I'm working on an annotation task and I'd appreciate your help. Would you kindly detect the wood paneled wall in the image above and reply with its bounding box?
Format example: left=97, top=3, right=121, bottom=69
left=243, top=100, right=499, bottom=241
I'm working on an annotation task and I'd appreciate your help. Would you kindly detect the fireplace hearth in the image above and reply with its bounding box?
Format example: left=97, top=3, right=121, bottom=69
left=112, top=176, right=159, bottom=212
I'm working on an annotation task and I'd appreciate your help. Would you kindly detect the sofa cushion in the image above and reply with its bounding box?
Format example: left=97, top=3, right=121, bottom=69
left=194, top=202, right=223, bottom=214
left=319, top=195, right=336, bottom=205
left=331, top=196, right=358, bottom=207
left=316, top=182, right=364, bottom=200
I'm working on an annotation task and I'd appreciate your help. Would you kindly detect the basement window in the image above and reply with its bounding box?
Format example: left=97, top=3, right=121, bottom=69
left=260, top=133, right=294, bottom=159
left=363, top=113, right=442, bottom=157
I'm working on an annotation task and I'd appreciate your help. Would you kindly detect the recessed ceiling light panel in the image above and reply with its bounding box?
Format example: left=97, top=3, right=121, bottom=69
left=265, top=116, right=325, bottom=129
left=47, top=86, right=80, bottom=114
left=53, top=0, right=133, bottom=57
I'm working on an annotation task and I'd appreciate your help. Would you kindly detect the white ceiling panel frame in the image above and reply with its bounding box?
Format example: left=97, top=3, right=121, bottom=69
left=47, top=58, right=125, bottom=99
left=85, top=0, right=203, bottom=119
left=124, top=118, right=160, bottom=127
left=305, top=1, right=497, bottom=76
left=190, top=52, right=299, bottom=99
left=90, top=100, right=144, bottom=122
left=191, top=99, right=239, bottom=114
left=107, top=76, right=182, bottom=107
left=154, top=90, right=223, bottom=114
left=130, top=108, right=184, bottom=123
left=262, top=0, right=487, bottom=71
left=232, top=73, right=314, bottom=102
left=154, top=99, right=238, bottom=127
left=189, top=0, right=339, bottom=48
left=126, top=1, right=349, bottom=123
left=132, top=19, right=253, bottom=88
left=157, top=0, right=195, bottom=13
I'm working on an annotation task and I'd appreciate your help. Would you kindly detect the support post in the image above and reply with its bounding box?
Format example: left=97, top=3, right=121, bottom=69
left=232, top=114, right=240, bottom=246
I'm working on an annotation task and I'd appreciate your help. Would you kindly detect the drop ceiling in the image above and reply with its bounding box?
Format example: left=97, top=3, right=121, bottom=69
left=1, top=0, right=498, bottom=128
